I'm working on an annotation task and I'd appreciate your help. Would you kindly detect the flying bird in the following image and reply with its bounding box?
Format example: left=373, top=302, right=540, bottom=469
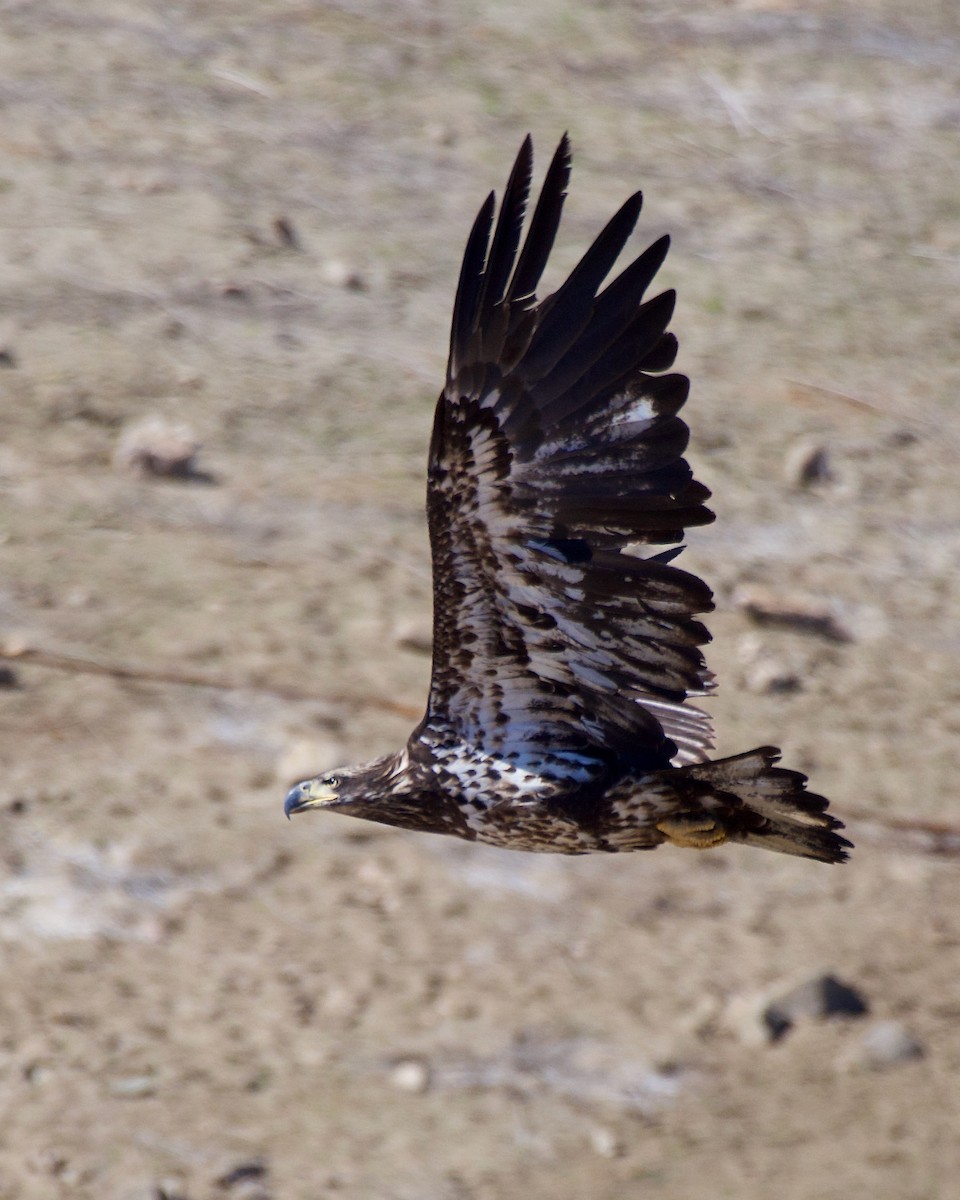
left=285, top=136, right=850, bottom=863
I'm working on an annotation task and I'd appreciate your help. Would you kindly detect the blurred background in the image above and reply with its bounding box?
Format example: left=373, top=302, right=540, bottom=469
left=1, top=2, right=959, bottom=1197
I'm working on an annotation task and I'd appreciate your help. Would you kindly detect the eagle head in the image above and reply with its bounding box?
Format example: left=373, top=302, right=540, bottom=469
left=284, top=772, right=343, bottom=816
left=284, top=750, right=419, bottom=823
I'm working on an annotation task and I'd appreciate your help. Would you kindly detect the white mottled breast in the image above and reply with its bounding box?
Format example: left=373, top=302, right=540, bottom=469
left=416, top=727, right=606, bottom=847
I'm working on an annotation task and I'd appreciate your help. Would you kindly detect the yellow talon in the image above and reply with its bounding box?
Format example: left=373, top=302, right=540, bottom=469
left=656, top=814, right=728, bottom=850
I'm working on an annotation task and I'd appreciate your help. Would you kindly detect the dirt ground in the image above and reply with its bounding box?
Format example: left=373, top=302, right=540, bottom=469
left=2, top=2, right=960, bottom=1197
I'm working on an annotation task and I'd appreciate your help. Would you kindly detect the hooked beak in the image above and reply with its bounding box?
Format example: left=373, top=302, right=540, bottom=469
left=284, top=778, right=338, bottom=818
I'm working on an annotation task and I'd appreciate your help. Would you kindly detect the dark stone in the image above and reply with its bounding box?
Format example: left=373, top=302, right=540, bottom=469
left=764, top=973, right=869, bottom=1040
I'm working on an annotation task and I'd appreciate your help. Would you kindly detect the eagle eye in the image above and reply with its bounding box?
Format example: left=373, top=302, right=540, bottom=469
left=322, top=775, right=340, bottom=789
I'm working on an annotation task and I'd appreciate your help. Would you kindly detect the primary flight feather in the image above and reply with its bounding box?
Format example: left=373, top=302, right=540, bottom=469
left=285, top=135, right=850, bottom=863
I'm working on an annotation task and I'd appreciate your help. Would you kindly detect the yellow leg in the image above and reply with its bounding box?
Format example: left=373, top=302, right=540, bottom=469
left=656, top=814, right=728, bottom=850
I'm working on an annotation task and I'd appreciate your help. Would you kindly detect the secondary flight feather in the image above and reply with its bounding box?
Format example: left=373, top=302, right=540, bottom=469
left=285, top=136, right=850, bottom=863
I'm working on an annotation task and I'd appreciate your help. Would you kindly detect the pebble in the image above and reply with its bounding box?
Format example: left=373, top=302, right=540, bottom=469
left=737, top=635, right=801, bottom=694
left=852, top=1021, right=924, bottom=1071
left=215, top=1159, right=267, bottom=1189
left=320, top=260, right=366, bottom=290
left=783, top=437, right=832, bottom=488
left=114, top=415, right=201, bottom=480
left=424, top=122, right=456, bottom=145
left=1, top=633, right=32, bottom=658
left=393, top=618, right=433, bottom=655
left=152, top=1181, right=188, bottom=1200
left=588, top=1125, right=624, bottom=1159
left=390, top=1058, right=430, bottom=1093
left=745, top=661, right=800, bottom=694
left=321, top=983, right=364, bottom=1019
left=272, top=216, right=299, bottom=249
left=721, top=991, right=779, bottom=1046
left=108, top=1073, right=158, bottom=1098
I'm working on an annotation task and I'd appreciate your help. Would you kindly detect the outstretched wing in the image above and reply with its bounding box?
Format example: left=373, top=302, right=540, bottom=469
left=425, top=136, right=715, bottom=769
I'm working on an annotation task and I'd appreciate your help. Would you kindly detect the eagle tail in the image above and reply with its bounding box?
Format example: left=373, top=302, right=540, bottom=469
left=671, top=746, right=851, bottom=863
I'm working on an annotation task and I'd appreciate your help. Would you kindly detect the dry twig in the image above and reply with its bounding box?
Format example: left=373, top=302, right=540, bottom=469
left=0, top=644, right=420, bottom=720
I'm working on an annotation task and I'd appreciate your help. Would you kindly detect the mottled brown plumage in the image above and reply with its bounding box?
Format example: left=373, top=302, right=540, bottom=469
left=285, top=136, right=850, bottom=864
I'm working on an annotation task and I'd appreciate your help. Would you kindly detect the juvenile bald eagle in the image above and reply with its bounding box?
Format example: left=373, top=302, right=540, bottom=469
left=285, top=136, right=850, bottom=863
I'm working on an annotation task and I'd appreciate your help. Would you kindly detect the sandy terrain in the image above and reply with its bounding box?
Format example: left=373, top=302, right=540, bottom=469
left=2, top=2, right=959, bottom=1197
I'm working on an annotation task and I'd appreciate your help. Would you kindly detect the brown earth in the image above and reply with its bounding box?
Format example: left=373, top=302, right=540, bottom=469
left=2, top=3, right=960, bottom=1198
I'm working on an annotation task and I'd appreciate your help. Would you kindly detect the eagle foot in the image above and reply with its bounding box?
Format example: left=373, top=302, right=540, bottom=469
left=656, top=814, right=727, bottom=850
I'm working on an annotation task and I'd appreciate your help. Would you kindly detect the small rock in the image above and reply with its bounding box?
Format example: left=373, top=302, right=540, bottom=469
left=0, top=665, right=19, bottom=689
left=783, top=437, right=832, bottom=488
left=272, top=216, right=300, bottom=249
left=28, top=1148, right=67, bottom=1176
left=739, top=642, right=801, bottom=695
left=215, top=1159, right=267, bottom=1189
left=109, top=1073, right=158, bottom=1098
left=852, top=1021, right=924, bottom=1071
left=588, top=1125, right=624, bottom=1159
left=390, top=1058, right=430, bottom=1093
left=765, top=973, right=868, bottom=1038
left=721, top=991, right=779, bottom=1046
left=153, top=1183, right=189, bottom=1200
left=114, top=415, right=201, bottom=480
left=320, top=260, right=366, bottom=290
left=733, top=584, right=853, bottom=643
left=64, top=585, right=96, bottom=608
left=1, top=633, right=32, bottom=658
left=321, top=983, right=364, bottom=1019
left=747, top=664, right=800, bottom=694
left=0, top=347, right=17, bottom=368
left=393, top=619, right=433, bottom=655
left=424, top=122, right=456, bottom=146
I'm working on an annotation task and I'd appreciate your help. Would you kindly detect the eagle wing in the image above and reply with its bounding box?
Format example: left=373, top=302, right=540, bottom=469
left=425, top=136, right=715, bottom=768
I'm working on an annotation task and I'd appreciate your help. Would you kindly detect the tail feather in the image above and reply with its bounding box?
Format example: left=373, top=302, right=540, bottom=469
left=680, top=746, right=851, bottom=863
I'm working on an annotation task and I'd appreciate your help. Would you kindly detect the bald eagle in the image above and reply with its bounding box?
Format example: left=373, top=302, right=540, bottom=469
left=285, top=136, right=850, bottom=863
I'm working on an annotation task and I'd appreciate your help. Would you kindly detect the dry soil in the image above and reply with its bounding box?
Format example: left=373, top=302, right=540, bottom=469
left=2, top=3, right=960, bottom=1199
